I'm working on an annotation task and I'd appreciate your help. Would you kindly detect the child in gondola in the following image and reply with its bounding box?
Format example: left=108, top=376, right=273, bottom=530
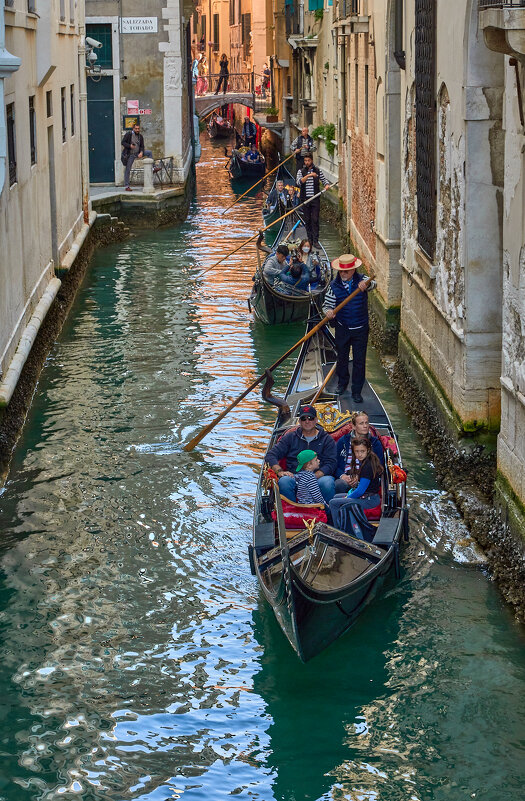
left=295, top=450, right=326, bottom=506
left=329, top=437, right=383, bottom=539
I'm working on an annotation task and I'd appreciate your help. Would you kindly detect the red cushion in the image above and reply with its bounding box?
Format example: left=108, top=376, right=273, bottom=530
left=330, top=422, right=353, bottom=442
left=272, top=499, right=327, bottom=527
left=364, top=502, right=382, bottom=521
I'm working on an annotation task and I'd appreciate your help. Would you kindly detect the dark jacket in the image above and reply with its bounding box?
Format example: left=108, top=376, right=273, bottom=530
left=219, top=57, right=229, bottom=75
left=335, top=432, right=384, bottom=477
left=330, top=271, right=369, bottom=329
left=121, top=130, right=145, bottom=153
left=298, top=165, right=320, bottom=202
left=242, top=120, right=257, bottom=139
left=265, top=424, right=337, bottom=477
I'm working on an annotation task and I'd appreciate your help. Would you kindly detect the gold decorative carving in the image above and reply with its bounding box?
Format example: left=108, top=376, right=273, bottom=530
left=312, top=403, right=352, bottom=432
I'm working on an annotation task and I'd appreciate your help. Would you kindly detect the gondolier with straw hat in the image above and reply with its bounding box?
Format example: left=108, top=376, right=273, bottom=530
left=323, top=254, right=376, bottom=403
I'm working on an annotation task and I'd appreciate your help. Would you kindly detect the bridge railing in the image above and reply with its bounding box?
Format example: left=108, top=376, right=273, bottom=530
left=206, top=72, right=255, bottom=94
left=197, top=70, right=278, bottom=118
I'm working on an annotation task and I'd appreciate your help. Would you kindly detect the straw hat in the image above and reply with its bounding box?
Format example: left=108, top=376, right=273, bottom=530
left=331, top=253, right=362, bottom=271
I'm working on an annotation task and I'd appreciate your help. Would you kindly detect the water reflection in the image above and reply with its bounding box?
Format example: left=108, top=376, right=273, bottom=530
left=0, top=135, right=523, bottom=801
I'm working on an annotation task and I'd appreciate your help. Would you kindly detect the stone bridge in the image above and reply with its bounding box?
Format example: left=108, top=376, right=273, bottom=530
left=195, top=92, right=259, bottom=118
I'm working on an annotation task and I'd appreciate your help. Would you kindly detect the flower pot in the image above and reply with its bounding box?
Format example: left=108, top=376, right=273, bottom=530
left=266, top=115, right=278, bottom=123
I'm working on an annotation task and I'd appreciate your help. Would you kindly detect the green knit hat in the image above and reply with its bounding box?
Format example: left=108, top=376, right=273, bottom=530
left=296, top=449, right=318, bottom=472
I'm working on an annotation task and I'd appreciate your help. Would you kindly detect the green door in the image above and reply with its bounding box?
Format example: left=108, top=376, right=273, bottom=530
left=87, top=76, right=115, bottom=183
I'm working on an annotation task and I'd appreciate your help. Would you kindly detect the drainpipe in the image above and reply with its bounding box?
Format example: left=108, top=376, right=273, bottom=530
left=78, top=25, right=90, bottom=223
left=0, top=10, right=21, bottom=191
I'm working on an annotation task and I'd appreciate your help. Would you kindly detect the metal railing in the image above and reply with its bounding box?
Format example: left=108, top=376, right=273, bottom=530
left=479, top=0, right=525, bottom=7
left=195, top=71, right=276, bottom=117
left=334, top=0, right=362, bottom=20
left=130, top=157, right=174, bottom=187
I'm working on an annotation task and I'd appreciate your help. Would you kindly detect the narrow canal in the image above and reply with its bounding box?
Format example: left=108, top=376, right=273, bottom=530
left=0, top=136, right=524, bottom=801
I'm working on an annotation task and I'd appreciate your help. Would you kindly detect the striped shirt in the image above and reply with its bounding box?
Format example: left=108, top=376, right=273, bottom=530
left=296, top=167, right=329, bottom=198
left=296, top=471, right=325, bottom=505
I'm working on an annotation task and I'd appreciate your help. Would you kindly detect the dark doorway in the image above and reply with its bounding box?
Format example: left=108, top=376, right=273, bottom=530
left=87, top=76, right=115, bottom=183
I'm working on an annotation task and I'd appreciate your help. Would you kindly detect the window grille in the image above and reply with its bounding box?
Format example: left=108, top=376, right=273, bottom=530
left=415, top=0, right=437, bottom=259
left=213, top=13, right=219, bottom=51
left=29, top=96, right=37, bottom=165
left=7, top=103, right=16, bottom=186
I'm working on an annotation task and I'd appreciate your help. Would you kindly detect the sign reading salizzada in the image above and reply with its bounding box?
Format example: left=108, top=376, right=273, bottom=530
left=120, top=17, right=158, bottom=34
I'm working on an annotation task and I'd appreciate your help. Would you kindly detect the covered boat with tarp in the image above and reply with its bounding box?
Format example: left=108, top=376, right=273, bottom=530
left=248, top=211, right=330, bottom=325
left=248, top=320, right=409, bottom=662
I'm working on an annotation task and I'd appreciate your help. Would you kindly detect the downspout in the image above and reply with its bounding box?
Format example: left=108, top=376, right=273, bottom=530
left=0, top=10, right=21, bottom=190
left=78, top=25, right=90, bottom=223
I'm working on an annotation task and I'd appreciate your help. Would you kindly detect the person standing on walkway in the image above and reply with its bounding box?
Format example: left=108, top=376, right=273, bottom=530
left=322, top=254, right=375, bottom=403
left=121, top=124, right=153, bottom=191
left=214, top=54, right=229, bottom=94
left=291, top=127, right=316, bottom=172
left=296, top=154, right=330, bottom=248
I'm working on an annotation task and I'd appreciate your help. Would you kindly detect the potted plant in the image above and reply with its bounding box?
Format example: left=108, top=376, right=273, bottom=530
left=265, top=106, right=279, bottom=123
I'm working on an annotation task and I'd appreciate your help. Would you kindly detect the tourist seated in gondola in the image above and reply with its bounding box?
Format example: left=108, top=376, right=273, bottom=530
left=265, top=404, right=337, bottom=503
left=334, top=411, right=385, bottom=493
left=242, top=143, right=263, bottom=163
left=266, top=179, right=290, bottom=211
left=276, top=257, right=311, bottom=292
left=295, top=450, right=327, bottom=508
left=296, top=238, right=321, bottom=285
left=329, top=437, right=384, bottom=539
left=262, top=244, right=290, bottom=285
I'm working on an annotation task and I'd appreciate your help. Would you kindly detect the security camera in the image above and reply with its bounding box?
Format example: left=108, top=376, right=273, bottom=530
left=86, top=36, right=103, bottom=49
left=87, top=50, right=98, bottom=64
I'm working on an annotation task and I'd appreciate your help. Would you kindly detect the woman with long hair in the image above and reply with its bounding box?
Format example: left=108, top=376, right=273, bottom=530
left=296, top=238, right=320, bottom=284
left=215, top=53, right=229, bottom=95
left=329, top=437, right=383, bottom=539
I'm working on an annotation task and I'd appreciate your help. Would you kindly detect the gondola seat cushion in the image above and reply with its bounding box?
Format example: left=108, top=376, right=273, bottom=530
left=271, top=496, right=327, bottom=527
left=363, top=500, right=382, bottom=521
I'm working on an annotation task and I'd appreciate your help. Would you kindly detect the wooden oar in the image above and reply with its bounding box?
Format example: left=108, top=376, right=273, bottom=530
left=311, top=364, right=337, bottom=403
left=200, top=182, right=338, bottom=277
left=221, top=153, right=296, bottom=215
left=183, top=275, right=372, bottom=451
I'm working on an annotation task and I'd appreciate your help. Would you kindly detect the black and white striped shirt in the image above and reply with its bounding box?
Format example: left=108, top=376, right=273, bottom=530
left=296, top=471, right=325, bottom=505
left=296, top=167, right=329, bottom=198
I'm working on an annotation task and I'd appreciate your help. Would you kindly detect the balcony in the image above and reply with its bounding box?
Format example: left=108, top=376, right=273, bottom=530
left=333, top=0, right=369, bottom=34
left=479, top=1, right=525, bottom=58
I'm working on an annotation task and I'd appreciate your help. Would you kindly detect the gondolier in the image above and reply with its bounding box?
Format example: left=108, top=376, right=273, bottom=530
left=323, top=254, right=375, bottom=403
left=296, top=154, right=330, bottom=249
left=291, top=127, right=316, bottom=171
left=242, top=117, right=257, bottom=147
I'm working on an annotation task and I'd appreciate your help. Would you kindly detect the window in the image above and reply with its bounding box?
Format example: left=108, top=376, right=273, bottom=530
left=213, top=13, right=219, bottom=51
left=61, top=87, right=67, bottom=142
left=69, top=0, right=74, bottom=23
left=46, top=90, right=52, bottom=117
left=85, top=23, right=113, bottom=69
left=201, top=15, right=206, bottom=45
left=354, top=63, right=359, bottom=127
left=7, top=103, right=16, bottom=186
left=364, top=64, right=369, bottom=134
left=27, top=0, right=36, bottom=12
left=308, top=0, right=323, bottom=9
left=29, top=96, right=37, bottom=165
left=241, top=13, right=251, bottom=61
left=60, top=0, right=65, bottom=21
left=415, top=0, right=437, bottom=258
left=229, top=0, right=234, bottom=26
left=70, top=84, right=75, bottom=135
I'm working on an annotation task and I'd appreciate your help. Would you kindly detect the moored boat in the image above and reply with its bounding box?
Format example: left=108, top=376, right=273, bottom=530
left=249, top=211, right=330, bottom=325
left=249, top=321, right=409, bottom=662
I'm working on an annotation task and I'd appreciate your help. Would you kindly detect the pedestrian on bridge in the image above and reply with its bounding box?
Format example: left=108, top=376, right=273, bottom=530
left=214, top=54, right=229, bottom=95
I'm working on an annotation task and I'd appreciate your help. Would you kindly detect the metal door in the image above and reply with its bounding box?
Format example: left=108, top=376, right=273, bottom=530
left=87, top=76, right=115, bottom=183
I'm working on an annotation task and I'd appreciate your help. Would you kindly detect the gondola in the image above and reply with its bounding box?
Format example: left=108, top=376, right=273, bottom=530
left=207, top=115, right=233, bottom=139
left=228, top=137, right=266, bottom=179
left=262, top=162, right=298, bottom=234
left=248, top=211, right=331, bottom=325
left=249, top=320, right=409, bottom=662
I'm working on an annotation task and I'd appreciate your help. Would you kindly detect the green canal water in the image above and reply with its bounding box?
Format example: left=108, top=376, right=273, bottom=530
left=0, top=137, right=524, bottom=801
